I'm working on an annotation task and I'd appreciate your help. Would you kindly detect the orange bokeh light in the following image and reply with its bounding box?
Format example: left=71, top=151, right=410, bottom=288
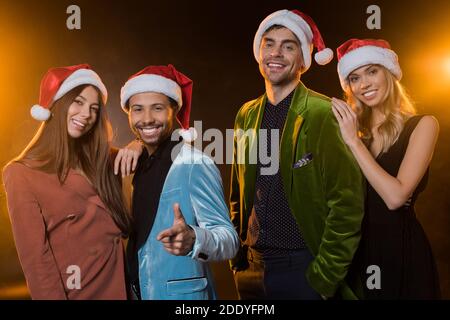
left=444, top=57, right=450, bottom=78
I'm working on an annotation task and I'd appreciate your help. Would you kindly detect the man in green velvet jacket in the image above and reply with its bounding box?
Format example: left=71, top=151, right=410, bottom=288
left=229, top=9, right=365, bottom=300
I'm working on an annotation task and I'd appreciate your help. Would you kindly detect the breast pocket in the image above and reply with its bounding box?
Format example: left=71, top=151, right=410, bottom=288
left=292, top=161, right=318, bottom=195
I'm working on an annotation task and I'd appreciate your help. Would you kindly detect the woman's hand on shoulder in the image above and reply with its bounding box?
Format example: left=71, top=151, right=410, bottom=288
left=331, top=98, right=360, bottom=148
left=114, top=139, right=144, bottom=177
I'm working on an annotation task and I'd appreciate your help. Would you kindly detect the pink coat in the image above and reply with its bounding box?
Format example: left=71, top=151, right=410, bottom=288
left=2, top=162, right=127, bottom=300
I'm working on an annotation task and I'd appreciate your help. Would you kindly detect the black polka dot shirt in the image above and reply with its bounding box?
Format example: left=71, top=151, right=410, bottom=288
left=245, top=90, right=307, bottom=254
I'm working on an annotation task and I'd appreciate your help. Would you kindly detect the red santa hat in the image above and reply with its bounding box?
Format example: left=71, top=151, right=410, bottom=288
left=31, top=64, right=107, bottom=121
left=120, top=64, right=196, bottom=142
left=337, top=38, right=402, bottom=89
left=253, top=9, right=334, bottom=71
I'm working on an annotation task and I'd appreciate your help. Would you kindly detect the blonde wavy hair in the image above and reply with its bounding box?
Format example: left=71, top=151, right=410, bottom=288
left=344, top=66, right=416, bottom=153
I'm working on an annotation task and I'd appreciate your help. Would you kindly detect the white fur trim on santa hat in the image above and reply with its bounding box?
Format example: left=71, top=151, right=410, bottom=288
left=179, top=127, right=198, bottom=142
left=120, top=74, right=182, bottom=110
left=54, top=68, right=108, bottom=104
left=31, top=104, right=51, bottom=121
left=315, top=48, right=334, bottom=65
left=337, top=45, right=402, bottom=89
left=253, top=9, right=314, bottom=72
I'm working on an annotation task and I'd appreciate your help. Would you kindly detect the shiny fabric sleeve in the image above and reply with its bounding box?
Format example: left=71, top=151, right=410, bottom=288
left=187, top=158, right=239, bottom=262
left=2, top=164, right=67, bottom=299
left=305, top=110, right=365, bottom=298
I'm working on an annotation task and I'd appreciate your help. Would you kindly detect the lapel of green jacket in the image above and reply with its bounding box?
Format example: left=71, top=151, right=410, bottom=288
left=279, top=83, right=308, bottom=202
left=243, top=95, right=266, bottom=211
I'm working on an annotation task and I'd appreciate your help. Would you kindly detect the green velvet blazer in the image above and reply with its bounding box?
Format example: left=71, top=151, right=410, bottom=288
left=229, top=82, right=365, bottom=299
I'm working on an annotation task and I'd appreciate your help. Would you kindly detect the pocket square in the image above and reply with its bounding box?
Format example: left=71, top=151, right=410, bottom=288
left=293, top=152, right=313, bottom=169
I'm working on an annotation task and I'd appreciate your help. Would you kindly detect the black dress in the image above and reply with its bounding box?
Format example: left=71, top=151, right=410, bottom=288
left=355, top=115, right=441, bottom=299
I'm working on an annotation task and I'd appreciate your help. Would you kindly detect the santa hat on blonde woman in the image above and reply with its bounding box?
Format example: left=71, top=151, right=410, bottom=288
left=31, top=64, right=107, bottom=121
left=253, top=9, right=334, bottom=71
left=120, top=64, right=196, bottom=142
left=336, top=38, right=402, bottom=89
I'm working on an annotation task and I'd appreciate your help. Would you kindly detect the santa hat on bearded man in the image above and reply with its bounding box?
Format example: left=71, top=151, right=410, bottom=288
left=120, top=64, right=196, bottom=142
left=253, top=9, right=334, bottom=71
left=30, top=63, right=107, bottom=121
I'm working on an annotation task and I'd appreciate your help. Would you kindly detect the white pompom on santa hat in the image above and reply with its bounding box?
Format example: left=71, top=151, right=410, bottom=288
left=337, top=38, right=402, bottom=89
left=30, top=64, right=107, bottom=121
left=253, top=9, right=334, bottom=71
left=120, top=64, right=197, bottom=142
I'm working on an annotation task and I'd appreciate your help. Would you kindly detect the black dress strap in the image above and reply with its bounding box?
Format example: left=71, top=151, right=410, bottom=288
left=401, top=115, right=426, bottom=140
left=391, top=115, right=426, bottom=155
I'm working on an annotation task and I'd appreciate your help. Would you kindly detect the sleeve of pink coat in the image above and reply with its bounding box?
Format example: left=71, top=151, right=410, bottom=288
left=3, top=163, right=67, bottom=300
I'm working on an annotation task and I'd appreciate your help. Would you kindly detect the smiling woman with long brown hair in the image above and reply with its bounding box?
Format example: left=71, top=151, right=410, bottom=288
left=2, top=64, right=131, bottom=299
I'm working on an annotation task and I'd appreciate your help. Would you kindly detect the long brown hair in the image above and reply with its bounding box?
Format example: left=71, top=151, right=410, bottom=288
left=14, top=85, right=131, bottom=235
left=345, top=66, right=416, bottom=152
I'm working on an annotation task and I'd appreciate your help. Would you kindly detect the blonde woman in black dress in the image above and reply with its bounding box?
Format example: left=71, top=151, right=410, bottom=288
left=331, top=39, right=440, bottom=299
